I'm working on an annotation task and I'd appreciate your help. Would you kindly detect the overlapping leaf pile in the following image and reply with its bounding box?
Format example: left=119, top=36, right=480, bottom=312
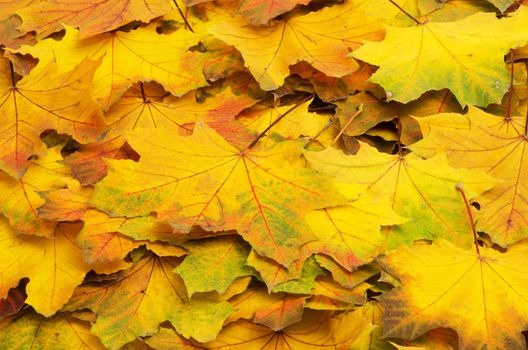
left=1, top=0, right=528, bottom=349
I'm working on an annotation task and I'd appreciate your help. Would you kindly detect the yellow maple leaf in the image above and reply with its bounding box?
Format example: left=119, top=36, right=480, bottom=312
left=0, top=220, right=92, bottom=316
left=305, top=144, right=494, bottom=248
left=17, top=0, right=173, bottom=38
left=64, top=253, right=234, bottom=349
left=91, top=122, right=344, bottom=266
left=380, top=239, right=528, bottom=349
left=0, top=310, right=105, bottom=349
left=305, top=195, right=405, bottom=271
left=17, top=25, right=207, bottom=109
left=105, top=81, right=257, bottom=141
left=0, top=145, right=82, bottom=237
left=411, top=106, right=528, bottom=245
left=0, top=56, right=103, bottom=178
left=206, top=1, right=383, bottom=90
left=201, top=309, right=374, bottom=349
left=353, top=7, right=528, bottom=106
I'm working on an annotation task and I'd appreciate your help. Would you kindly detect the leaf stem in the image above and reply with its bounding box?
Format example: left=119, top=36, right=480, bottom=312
left=505, top=52, right=514, bottom=120
left=139, top=82, right=149, bottom=103
left=525, top=60, right=528, bottom=137
left=455, top=183, right=480, bottom=255
left=331, top=104, right=363, bottom=146
left=395, top=117, right=403, bottom=156
left=247, top=94, right=313, bottom=150
left=172, top=0, right=194, bottom=33
left=305, top=119, right=336, bottom=148
left=387, top=0, right=425, bottom=25
left=9, top=61, right=15, bottom=88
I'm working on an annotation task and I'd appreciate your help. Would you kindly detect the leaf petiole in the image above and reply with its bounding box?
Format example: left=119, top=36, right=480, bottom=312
left=387, top=0, right=425, bottom=25
left=456, top=182, right=480, bottom=255
left=246, top=94, right=313, bottom=149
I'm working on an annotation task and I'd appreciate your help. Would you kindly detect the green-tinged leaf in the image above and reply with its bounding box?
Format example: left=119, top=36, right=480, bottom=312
left=175, top=235, right=254, bottom=296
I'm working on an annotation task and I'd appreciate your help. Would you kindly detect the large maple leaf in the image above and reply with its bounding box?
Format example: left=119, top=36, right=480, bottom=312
left=352, top=7, right=528, bottom=106
left=206, top=1, right=384, bottom=90
left=91, top=122, right=344, bottom=266
left=380, top=239, right=528, bottom=350
left=64, top=253, right=234, bottom=350
left=0, top=56, right=103, bottom=178
left=17, top=25, right=206, bottom=109
left=17, top=0, right=173, bottom=38
left=0, top=145, right=83, bottom=237
left=200, top=309, right=374, bottom=349
left=0, top=220, right=91, bottom=316
left=410, top=107, right=528, bottom=246
left=0, top=310, right=105, bottom=349
left=305, top=144, right=494, bottom=248
left=105, top=81, right=257, bottom=142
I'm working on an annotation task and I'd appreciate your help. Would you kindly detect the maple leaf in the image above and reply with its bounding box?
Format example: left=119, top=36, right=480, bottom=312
left=206, top=1, right=384, bottom=90
left=379, top=239, right=528, bottom=349
left=76, top=209, right=147, bottom=264
left=410, top=107, right=528, bottom=246
left=0, top=219, right=91, bottom=316
left=78, top=209, right=187, bottom=265
left=0, top=56, right=103, bottom=178
left=0, top=310, right=105, bottom=349
left=17, top=0, right=173, bottom=38
left=304, top=196, right=405, bottom=271
left=175, top=235, right=254, bottom=296
left=91, top=123, right=344, bottom=266
left=352, top=7, right=528, bottom=106
left=238, top=0, right=311, bottom=25
left=305, top=144, right=494, bottom=248
left=0, top=145, right=82, bottom=237
left=17, top=25, right=207, bottom=108
left=226, top=285, right=310, bottom=330
left=64, top=253, right=234, bottom=349
left=37, top=186, right=93, bottom=222
left=202, top=309, right=374, bottom=349
left=349, top=299, right=461, bottom=350
left=105, top=81, right=257, bottom=142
